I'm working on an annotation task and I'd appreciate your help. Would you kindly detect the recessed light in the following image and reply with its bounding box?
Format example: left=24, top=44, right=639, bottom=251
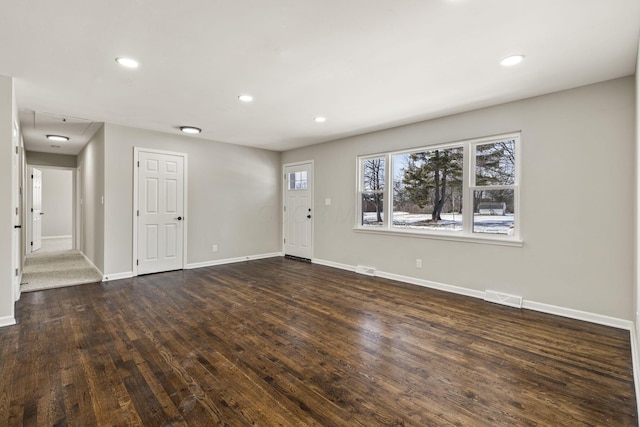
left=179, top=126, right=202, bottom=134
left=500, top=55, right=525, bottom=67
left=314, top=116, right=327, bottom=123
left=238, top=94, right=254, bottom=102
left=115, top=57, right=140, bottom=68
left=46, top=134, right=69, bottom=142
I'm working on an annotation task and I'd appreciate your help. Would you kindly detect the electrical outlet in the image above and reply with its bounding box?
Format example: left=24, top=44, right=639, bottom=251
left=212, top=244, right=218, bottom=252
left=416, top=259, right=422, bottom=269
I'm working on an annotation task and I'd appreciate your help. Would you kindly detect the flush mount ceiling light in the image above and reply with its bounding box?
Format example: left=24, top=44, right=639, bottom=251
left=314, top=116, right=327, bottom=123
left=238, top=94, right=254, bottom=102
left=500, top=54, right=525, bottom=67
left=115, top=57, right=140, bottom=68
left=46, top=134, right=70, bottom=142
left=179, top=126, right=202, bottom=134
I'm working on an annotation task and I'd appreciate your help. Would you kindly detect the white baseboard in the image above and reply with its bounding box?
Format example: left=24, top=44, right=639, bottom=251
left=312, top=258, right=357, bottom=273
left=376, top=270, right=486, bottom=300
left=312, top=258, right=631, bottom=330
left=186, top=252, right=283, bottom=270
left=0, top=315, right=16, bottom=328
left=103, top=272, right=134, bottom=282
left=522, top=300, right=633, bottom=330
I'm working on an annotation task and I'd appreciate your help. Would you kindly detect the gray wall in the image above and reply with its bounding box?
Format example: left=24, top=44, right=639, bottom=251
left=103, top=124, right=282, bottom=276
left=0, top=75, right=14, bottom=324
left=78, top=125, right=105, bottom=273
left=282, top=76, right=635, bottom=321
left=40, top=168, right=73, bottom=237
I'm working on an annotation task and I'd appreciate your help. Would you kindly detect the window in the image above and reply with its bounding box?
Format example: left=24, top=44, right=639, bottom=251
left=357, top=133, right=520, bottom=243
left=288, top=171, right=308, bottom=190
left=359, top=157, right=385, bottom=227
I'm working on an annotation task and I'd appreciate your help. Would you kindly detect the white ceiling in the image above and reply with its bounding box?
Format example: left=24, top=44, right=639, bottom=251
left=0, top=0, right=638, bottom=154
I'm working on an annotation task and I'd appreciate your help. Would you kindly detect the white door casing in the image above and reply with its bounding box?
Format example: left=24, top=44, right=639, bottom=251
left=135, top=149, right=187, bottom=275
left=12, top=122, right=21, bottom=300
left=283, top=162, right=313, bottom=259
left=31, top=167, right=42, bottom=252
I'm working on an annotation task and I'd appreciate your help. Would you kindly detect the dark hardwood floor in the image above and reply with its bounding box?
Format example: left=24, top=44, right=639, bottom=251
left=0, top=257, right=636, bottom=426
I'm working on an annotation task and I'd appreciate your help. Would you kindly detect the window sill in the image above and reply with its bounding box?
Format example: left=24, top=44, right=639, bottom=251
left=352, top=226, right=523, bottom=247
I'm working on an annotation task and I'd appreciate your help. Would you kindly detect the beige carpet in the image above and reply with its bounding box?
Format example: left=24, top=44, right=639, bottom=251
left=21, top=250, right=103, bottom=293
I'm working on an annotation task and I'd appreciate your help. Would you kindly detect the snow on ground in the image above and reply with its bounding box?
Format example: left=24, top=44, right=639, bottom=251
left=363, top=212, right=515, bottom=235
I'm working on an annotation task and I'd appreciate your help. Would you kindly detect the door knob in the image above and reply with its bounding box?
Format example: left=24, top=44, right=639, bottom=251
left=307, top=215, right=311, bottom=219
left=175, top=216, right=183, bottom=221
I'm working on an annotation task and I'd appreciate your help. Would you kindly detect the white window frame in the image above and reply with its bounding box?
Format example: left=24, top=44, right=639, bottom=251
left=355, top=132, right=522, bottom=247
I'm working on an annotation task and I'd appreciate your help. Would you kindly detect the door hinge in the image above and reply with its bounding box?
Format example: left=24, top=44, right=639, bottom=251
left=283, top=206, right=286, bottom=212
left=283, top=238, right=286, bottom=244
left=15, top=268, right=19, bottom=277
left=30, top=208, right=33, bottom=212
left=30, top=241, right=33, bottom=246
left=137, top=210, right=139, bottom=217
left=137, top=161, right=140, bottom=167
left=31, top=174, right=33, bottom=179
left=15, top=146, right=18, bottom=155
left=136, top=259, right=139, bottom=266
left=15, top=207, right=18, bottom=215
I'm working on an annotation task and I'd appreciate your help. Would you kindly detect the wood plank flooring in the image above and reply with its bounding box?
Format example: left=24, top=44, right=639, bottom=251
left=0, top=257, right=636, bottom=426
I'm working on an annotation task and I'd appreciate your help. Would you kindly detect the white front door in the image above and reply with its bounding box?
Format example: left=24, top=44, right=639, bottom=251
left=136, top=150, right=186, bottom=275
left=283, top=162, right=313, bottom=259
left=31, top=167, right=42, bottom=252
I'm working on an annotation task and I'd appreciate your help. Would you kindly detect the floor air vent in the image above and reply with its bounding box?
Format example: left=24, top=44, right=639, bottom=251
left=355, top=265, right=376, bottom=276
left=484, top=290, right=523, bottom=308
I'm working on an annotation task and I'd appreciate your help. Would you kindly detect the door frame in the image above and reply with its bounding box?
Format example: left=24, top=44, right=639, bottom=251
left=282, top=160, right=314, bottom=260
left=26, top=165, right=78, bottom=254
left=132, top=147, right=188, bottom=276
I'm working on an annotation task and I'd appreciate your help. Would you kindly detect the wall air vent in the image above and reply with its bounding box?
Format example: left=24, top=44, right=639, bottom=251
left=355, top=265, right=376, bottom=276
left=484, top=290, right=523, bottom=309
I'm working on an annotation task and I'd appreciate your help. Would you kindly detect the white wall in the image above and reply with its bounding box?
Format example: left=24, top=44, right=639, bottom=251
left=0, top=75, right=15, bottom=326
left=283, top=76, right=635, bottom=321
left=103, top=124, right=282, bottom=276
left=77, top=125, right=105, bottom=273
left=39, top=168, right=72, bottom=238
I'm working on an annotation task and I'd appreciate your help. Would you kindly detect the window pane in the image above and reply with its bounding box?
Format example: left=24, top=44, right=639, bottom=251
left=473, top=189, right=515, bottom=235
left=392, top=148, right=463, bottom=232
left=361, top=193, right=384, bottom=226
left=363, top=158, right=385, bottom=191
left=475, top=140, right=515, bottom=185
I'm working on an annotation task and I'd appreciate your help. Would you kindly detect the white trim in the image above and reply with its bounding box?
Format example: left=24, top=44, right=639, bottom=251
left=313, top=258, right=632, bottom=330
left=0, top=315, right=16, bottom=328
left=630, top=324, right=640, bottom=420
left=312, top=258, right=357, bottom=273
left=521, top=300, right=633, bottom=330
left=15, top=272, right=21, bottom=301
left=41, top=235, right=72, bottom=240
left=282, top=160, right=314, bottom=259
left=353, top=227, right=523, bottom=247
left=376, top=270, right=486, bottom=299
left=132, top=147, right=188, bottom=276
left=103, top=272, right=134, bottom=282
left=186, top=252, right=283, bottom=270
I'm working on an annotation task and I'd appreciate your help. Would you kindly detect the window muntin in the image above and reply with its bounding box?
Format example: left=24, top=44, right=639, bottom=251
left=288, top=171, right=308, bottom=190
left=356, top=133, right=520, bottom=242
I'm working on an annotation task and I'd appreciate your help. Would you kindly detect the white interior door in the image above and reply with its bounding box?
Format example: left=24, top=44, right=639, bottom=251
left=31, top=167, right=42, bottom=252
left=283, top=162, right=313, bottom=259
left=137, top=150, right=185, bottom=275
